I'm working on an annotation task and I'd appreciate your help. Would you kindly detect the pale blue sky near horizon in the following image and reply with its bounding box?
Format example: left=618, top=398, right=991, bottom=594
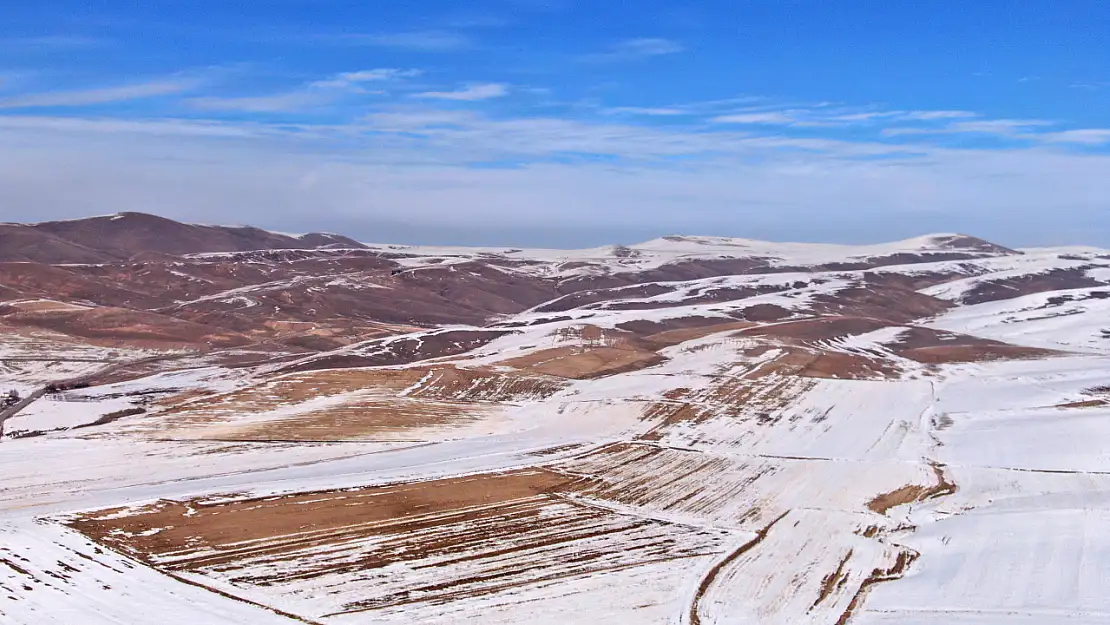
left=1, top=0, right=1108, bottom=247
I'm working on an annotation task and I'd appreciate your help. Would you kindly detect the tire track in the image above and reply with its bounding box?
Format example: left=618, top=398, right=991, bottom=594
left=687, top=510, right=790, bottom=625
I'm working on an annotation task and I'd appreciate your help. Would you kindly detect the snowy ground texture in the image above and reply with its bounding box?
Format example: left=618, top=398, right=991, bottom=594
left=3, top=234, right=1110, bottom=624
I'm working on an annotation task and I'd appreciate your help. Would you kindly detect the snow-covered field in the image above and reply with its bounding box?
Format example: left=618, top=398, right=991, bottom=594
left=3, top=234, right=1110, bottom=624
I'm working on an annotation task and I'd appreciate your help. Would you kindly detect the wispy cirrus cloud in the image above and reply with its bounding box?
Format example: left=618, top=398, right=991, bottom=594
left=1, top=35, right=111, bottom=49
left=708, top=106, right=980, bottom=128
left=5, top=106, right=1110, bottom=246
left=711, top=111, right=799, bottom=125
left=883, top=118, right=1056, bottom=138
left=1036, top=129, right=1110, bottom=145
left=415, top=83, right=509, bottom=101
left=900, top=110, right=977, bottom=121
left=189, top=91, right=335, bottom=113
left=603, top=106, right=686, bottom=116
left=584, top=38, right=684, bottom=62
left=188, top=68, right=420, bottom=113
left=328, top=31, right=470, bottom=51
left=309, top=68, right=422, bottom=90
left=0, top=77, right=199, bottom=110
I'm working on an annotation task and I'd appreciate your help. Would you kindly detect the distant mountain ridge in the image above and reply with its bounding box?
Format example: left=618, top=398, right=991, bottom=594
left=0, top=212, right=366, bottom=263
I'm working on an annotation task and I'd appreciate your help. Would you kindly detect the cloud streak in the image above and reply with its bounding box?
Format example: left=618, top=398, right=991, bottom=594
left=330, top=31, right=470, bottom=51
left=0, top=78, right=198, bottom=109
left=188, top=68, right=420, bottom=112
left=3, top=112, right=1110, bottom=246
left=415, top=83, right=509, bottom=101
left=584, top=38, right=684, bottom=62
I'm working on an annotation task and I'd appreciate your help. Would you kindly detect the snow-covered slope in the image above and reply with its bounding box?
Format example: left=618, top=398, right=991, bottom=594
left=3, top=226, right=1110, bottom=625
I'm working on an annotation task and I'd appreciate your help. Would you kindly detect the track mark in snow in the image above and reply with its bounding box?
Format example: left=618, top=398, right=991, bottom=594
left=834, top=549, right=920, bottom=625
left=687, top=511, right=790, bottom=625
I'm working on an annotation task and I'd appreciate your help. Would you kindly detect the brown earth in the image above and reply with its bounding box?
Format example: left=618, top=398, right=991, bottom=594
left=887, top=327, right=1057, bottom=364
left=148, top=365, right=564, bottom=440
left=66, top=470, right=581, bottom=563
left=67, top=469, right=727, bottom=615
left=0, top=304, right=252, bottom=349
left=0, top=212, right=366, bottom=263
left=961, top=267, right=1105, bottom=305
left=502, top=345, right=665, bottom=379
left=867, top=463, right=958, bottom=514
left=281, top=330, right=515, bottom=373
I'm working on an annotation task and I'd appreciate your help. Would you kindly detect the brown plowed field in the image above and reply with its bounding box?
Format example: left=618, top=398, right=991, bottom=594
left=66, top=469, right=730, bottom=618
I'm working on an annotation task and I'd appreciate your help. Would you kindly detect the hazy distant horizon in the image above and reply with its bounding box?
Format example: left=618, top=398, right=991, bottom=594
left=4, top=208, right=1107, bottom=251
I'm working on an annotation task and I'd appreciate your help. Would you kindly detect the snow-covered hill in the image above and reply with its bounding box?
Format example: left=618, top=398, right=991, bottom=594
left=2, top=218, right=1109, bottom=624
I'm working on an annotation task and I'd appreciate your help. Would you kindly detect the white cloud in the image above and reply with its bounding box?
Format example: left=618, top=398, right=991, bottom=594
left=950, top=119, right=1056, bottom=134
left=189, top=68, right=419, bottom=112
left=0, top=78, right=198, bottom=109
left=711, top=112, right=797, bottom=125
left=3, top=114, right=1110, bottom=245
left=415, top=83, right=509, bottom=101
left=1, top=35, right=110, bottom=49
left=334, top=31, right=470, bottom=51
left=188, top=91, right=337, bottom=113
left=585, top=38, right=684, bottom=62
left=826, top=111, right=903, bottom=122
left=883, top=118, right=1057, bottom=138
left=603, top=106, right=686, bottom=116
left=900, top=110, right=977, bottom=120
left=1039, top=129, right=1110, bottom=145
left=2, top=92, right=1109, bottom=244
left=310, top=68, right=421, bottom=89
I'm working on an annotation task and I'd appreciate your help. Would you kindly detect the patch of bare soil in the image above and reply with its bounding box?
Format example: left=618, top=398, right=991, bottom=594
left=733, top=303, right=795, bottom=322
left=799, top=352, right=899, bottom=379
left=402, top=366, right=567, bottom=402
left=67, top=469, right=727, bottom=615
left=615, top=315, right=738, bottom=337
left=811, top=278, right=953, bottom=324
left=867, top=463, right=958, bottom=514
left=834, top=549, right=920, bottom=625
left=740, top=342, right=898, bottom=381
left=220, top=398, right=489, bottom=441
left=534, top=283, right=677, bottom=313
left=66, top=470, right=580, bottom=564
left=888, top=327, right=1057, bottom=364
left=281, top=329, right=514, bottom=373
left=639, top=403, right=715, bottom=441
left=811, top=549, right=854, bottom=611
left=4, top=299, right=93, bottom=313
left=737, top=317, right=893, bottom=342
left=961, top=267, right=1104, bottom=305
left=600, top=284, right=796, bottom=312
left=0, top=305, right=252, bottom=349
left=151, top=366, right=562, bottom=440
left=644, top=321, right=754, bottom=347
left=501, top=345, right=665, bottom=379
left=688, top=511, right=790, bottom=625
left=499, top=324, right=668, bottom=379
left=1057, top=385, right=1110, bottom=409
left=1058, top=399, right=1109, bottom=409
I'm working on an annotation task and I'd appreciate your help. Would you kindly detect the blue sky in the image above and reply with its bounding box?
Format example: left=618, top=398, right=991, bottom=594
left=1, top=0, right=1108, bottom=246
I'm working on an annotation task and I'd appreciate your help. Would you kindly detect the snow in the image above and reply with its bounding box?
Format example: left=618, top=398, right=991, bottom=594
left=927, top=286, right=1110, bottom=354
left=358, top=232, right=1010, bottom=279
left=918, top=252, right=1105, bottom=301
left=0, top=520, right=295, bottom=625
left=2, top=397, right=136, bottom=436
left=850, top=357, right=1110, bottom=624
left=5, top=233, right=1110, bottom=624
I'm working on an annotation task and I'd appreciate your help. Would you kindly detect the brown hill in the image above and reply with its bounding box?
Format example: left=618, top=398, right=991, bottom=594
left=0, top=212, right=366, bottom=263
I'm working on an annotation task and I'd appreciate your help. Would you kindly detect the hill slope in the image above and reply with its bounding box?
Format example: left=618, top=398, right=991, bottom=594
left=1, top=214, right=1107, bottom=625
